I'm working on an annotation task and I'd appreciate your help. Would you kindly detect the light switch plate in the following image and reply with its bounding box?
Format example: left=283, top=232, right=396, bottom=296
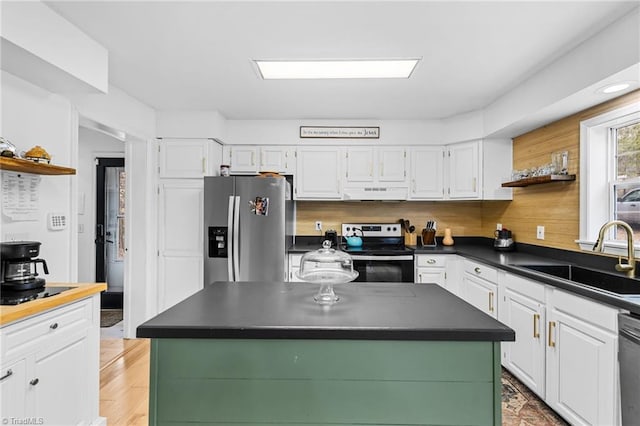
left=536, top=225, right=545, bottom=240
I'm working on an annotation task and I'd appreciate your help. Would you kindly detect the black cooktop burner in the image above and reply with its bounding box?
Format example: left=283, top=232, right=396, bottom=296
left=0, top=286, right=74, bottom=305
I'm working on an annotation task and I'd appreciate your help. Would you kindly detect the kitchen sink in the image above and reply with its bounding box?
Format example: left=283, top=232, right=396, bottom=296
left=516, top=264, right=640, bottom=295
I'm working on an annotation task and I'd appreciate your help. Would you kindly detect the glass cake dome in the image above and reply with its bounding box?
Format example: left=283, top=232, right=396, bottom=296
left=296, top=240, right=358, bottom=304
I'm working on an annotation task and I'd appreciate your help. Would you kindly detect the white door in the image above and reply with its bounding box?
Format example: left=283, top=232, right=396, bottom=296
left=546, top=308, right=618, bottom=426
left=378, top=147, right=407, bottom=182
left=502, top=288, right=546, bottom=399
left=295, top=147, right=342, bottom=199
left=462, top=274, right=497, bottom=318
left=410, top=146, right=445, bottom=199
left=0, top=358, right=26, bottom=419
left=159, top=139, right=208, bottom=178
left=158, top=180, right=204, bottom=311
left=33, top=332, right=89, bottom=425
left=230, top=146, right=258, bottom=173
left=260, top=146, right=295, bottom=173
left=448, top=140, right=480, bottom=199
left=345, top=147, right=374, bottom=183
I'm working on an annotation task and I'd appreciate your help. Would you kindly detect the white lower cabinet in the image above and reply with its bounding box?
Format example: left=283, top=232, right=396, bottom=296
left=546, top=289, right=619, bottom=426
left=500, top=273, right=546, bottom=399
left=461, top=260, right=498, bottom=319
left=496, top=270, right=622, bottom=425
left=415, top=255, right=447, bottom=288
left=0, top=295, right=101, bottom=425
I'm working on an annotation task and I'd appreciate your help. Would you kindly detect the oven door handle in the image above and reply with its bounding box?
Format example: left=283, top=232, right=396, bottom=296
left=350, top=255, right=414, bottom=261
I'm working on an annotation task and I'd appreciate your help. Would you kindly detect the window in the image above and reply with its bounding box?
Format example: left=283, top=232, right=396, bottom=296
left=579, top=102, right=640, bottom=257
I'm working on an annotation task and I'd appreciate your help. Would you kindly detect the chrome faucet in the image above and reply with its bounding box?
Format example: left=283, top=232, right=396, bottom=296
left=593, top=220, right=636, bottom=278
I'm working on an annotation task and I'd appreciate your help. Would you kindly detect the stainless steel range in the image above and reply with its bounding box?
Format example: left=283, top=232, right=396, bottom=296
left=340, top=223, right=414, bottom=282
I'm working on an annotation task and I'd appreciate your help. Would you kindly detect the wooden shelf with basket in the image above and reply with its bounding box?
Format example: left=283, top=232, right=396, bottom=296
left=0, top=157, right=76, bottom=175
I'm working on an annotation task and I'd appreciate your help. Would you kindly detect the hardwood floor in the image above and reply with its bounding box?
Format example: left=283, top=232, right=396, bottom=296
left=100, top=338, right=150, bottom=425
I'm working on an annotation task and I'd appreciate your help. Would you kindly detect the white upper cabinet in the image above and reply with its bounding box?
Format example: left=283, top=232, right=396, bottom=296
left=159, top=139, right=210, bottom=178
left=226, top=146, right=296, bottom=174
left=344, top=147, right=407, bottom=184
left=345, top=147, right=375, bottom=183
left=158, top=138, right=222, bottom=178
left=447, top=140, right=480, bottom=199
left=295, top=147, right=342, bottom=199
left=378, top=147, right=407, bottom=182
left=409, top=146, right=445, bottom=199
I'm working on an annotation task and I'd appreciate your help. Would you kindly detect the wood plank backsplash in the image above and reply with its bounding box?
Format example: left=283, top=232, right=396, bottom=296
left=296, top=89, right=640, bottom=253
left=296, top=201, right=487, bottom=237
left=483, top=89, right=640, bottom=251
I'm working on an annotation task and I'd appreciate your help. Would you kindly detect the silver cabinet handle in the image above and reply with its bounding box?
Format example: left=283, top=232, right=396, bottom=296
left=50, top=322, right=59, bottom=329
left=0, top=369, right=13, bottom=381
left=427, top=259, right=436, bottom=264
left=474, top=267, right=481, bottom=274
left=30, top=378, right=39, bottom=386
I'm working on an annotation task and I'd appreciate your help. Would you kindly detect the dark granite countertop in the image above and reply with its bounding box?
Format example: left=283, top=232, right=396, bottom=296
left=290, top=236, right=640, bottom=315
left=137, top=281, right=515, bottom=341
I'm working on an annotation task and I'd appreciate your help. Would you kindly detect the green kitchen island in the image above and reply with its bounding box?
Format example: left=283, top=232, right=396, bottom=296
left=137, top=281, right=515, bottom=426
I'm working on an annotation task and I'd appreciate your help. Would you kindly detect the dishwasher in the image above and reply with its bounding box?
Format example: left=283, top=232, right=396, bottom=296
left=619, top=313, right=640, bottom=426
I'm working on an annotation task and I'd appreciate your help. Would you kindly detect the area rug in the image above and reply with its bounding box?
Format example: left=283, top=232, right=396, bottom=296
left=502, top=368, right=568, bottom=425
left=100, top=309, right=123, bottom=328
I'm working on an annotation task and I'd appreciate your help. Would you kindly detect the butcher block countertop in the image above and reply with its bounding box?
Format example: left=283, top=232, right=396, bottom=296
left=0, top=283, right=106, bottom=326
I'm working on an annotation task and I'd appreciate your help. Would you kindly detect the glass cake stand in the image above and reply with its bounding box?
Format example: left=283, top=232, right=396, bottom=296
left=296, top=240, right=359, bottom=305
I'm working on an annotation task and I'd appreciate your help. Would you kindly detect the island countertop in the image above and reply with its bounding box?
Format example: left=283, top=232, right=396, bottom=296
left=137, top=281, right=514, bottom=341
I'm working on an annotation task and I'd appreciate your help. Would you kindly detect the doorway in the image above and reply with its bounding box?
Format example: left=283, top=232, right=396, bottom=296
left=96, top=157, right=125, bottom=309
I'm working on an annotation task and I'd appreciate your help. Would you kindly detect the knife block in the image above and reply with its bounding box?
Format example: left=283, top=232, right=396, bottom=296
left=421, top=229, right=436, bottom=247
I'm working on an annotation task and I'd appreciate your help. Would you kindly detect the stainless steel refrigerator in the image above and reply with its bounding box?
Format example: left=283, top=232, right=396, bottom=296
left=204, top=176, right=294, bottom=284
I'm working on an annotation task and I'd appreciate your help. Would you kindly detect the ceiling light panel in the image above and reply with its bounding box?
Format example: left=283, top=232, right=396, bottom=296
left=254, top=59, right=420, bottom=79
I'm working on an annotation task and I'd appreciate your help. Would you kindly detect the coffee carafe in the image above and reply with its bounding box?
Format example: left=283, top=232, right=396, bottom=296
left=0, top=241, right=49, bottom=290
left=494, top=229, right=515, bottom=251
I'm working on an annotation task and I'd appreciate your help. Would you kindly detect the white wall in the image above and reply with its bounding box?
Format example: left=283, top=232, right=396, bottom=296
left=76, top=127, right=125, bottom=283
left=156, top=110, right=226, bottom=140
left=225, top=119, right=444, bottom=145
left=0, top=72, right=75, bottom=282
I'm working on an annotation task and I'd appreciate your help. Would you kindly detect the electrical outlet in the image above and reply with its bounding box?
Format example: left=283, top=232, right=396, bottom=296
left=536, top=225, right=545, bottom=240
left=496, top=223, right=502, bottom=231
left=315, top=221, right=322, bottom=231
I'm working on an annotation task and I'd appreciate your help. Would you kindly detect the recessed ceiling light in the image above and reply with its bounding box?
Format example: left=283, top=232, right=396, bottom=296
left=253, top=58, right=420, bottom=80
left=599, top=82, right=632, bottom=94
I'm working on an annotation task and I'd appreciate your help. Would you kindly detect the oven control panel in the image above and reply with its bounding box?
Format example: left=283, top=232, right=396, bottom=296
left=341, top=223, right=401, bottom=237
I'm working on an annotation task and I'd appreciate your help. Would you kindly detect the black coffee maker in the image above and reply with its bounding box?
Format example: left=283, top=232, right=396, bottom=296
left=0, top=241, right=49, bottom=290
left=324, top=230, right=339, bottom=248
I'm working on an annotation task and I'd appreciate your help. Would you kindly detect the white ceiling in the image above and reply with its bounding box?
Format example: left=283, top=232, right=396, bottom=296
left=46, top=1, right=638, bottom=120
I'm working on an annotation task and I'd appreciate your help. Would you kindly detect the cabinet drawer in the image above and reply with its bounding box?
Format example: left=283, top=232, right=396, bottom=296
left=1, top=298, right=92, bottom=359
left=416, top=255, right=447, bottom=268
left=464, top=260, right=498, bottom=283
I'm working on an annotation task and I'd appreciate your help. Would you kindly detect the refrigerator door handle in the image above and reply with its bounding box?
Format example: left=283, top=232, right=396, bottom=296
left=233, top=195, right=241, bottom=281
left=227, top=196, right=235, bottom=281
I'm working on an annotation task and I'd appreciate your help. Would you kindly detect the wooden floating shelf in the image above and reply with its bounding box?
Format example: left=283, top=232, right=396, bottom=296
left=0, top=157, right=76, bottom=175
left=501, top=174, right=576, bottom=187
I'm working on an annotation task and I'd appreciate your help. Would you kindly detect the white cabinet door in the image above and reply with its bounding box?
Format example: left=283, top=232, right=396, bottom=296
left=448, top=140, right=480, bottom=199
left=415, top=268, right=446, bottom=286
left=260, top=146, right=295, bottom=174
left=462, top=273, right=498, bottom=318
left=33, top=331, right=89, bottom=425
left=158, top=180, right=204, bottom=311
left=159, top=139, right=209, bottom=178
left=546, top=294, right=618, bottom=426
left=378, top=147, right=407, bottom=182
left=409, top=146, right=445, bottom=199
left=288, top=254, right=304, bottom=282
left=230, top=146, right=259, bottom=173
left=0, top=358, right=26, bottom=419
left=502, top=286, right=546, bottom=399
left=345, top=147, right=374, bottom=183
left=295, top=147, right=342, bottom=199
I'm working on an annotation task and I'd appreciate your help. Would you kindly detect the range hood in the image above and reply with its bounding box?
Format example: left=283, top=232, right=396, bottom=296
left=342, top=186, right=408, bottom=201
